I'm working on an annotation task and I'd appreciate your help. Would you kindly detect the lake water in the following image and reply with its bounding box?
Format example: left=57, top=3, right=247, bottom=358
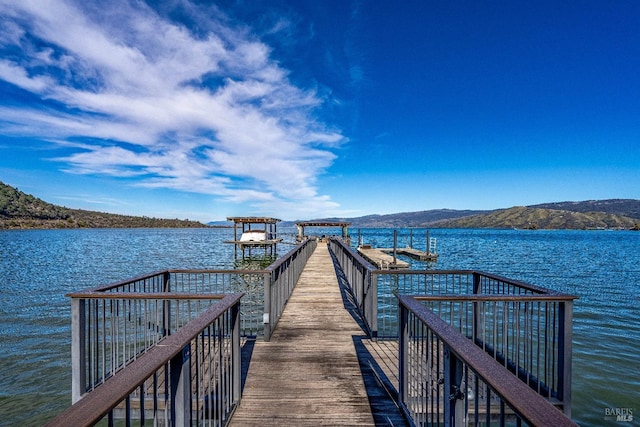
left=1, top=227, right=638, bottom=426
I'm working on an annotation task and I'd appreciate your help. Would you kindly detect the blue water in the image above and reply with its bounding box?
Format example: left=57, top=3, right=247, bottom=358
left=1, top=227, right=638, bottom=426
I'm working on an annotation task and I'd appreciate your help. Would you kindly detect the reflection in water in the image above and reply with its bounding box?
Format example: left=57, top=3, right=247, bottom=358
left=233, top=254, right=278, bottom=270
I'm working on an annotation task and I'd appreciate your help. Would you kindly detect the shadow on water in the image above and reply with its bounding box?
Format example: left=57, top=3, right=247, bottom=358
left=233, top=254, right=278, bottom=270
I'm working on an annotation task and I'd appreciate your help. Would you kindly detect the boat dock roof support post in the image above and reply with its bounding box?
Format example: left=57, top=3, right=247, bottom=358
left=295, top=221, right=351, bottom=241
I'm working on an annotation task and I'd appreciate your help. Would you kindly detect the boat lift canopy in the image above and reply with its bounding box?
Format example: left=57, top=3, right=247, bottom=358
left=294, top=221, right=351, bottom=241
left=225, top=217, right=281, bottom=255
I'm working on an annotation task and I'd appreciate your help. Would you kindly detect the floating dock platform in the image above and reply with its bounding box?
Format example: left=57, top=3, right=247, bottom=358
left=355, top=229, right=438, bottom=268
left=381, top=247, right=438, bottom=261
left=357, top=246, right=410, bottom=269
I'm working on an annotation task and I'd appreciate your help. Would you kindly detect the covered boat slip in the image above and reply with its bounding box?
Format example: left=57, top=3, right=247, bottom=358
left=294, top=220, right=351, bottom=243
left=225, top=216, right=282, bottom=255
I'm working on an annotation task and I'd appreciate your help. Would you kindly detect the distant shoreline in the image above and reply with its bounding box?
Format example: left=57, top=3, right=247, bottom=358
left=2, top=182, right=639, bottom=231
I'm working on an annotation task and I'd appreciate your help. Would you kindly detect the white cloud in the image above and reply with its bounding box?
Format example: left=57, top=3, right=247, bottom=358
left=0, top=0, right=344, bottom=215
left=0, top=60, right=53, bottom=91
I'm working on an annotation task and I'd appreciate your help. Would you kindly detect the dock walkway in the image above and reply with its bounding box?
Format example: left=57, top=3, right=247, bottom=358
left=229, top=242, right=379, bottom=426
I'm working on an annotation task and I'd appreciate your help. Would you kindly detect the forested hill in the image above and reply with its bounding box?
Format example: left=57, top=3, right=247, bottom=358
left=0, top=182, right=209, bottom=229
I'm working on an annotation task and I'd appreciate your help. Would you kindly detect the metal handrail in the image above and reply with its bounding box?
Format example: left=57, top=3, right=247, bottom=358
left=376, top=269, right=561, bottom=295
left=69, top=292, right=233, bottom=401
left=68, top=269, right=269, bottom=295
left=47, top=293, right=243, bottom=427
left=328, top=238, right=378, bottom=336
left=412, top=294, right=577, bottom=302
left=398, top=294, right=577, bottom=426
left=412, top=293, right=575, bottom=412
left=65, top=291, right=230, bottom=300
left=328, top=238, right=576, bottom=416
left=264, top=238, right=317, bottom=340
left=329, top=237, right=375, bottom=270
left=68, top=239, right=317, bottom=401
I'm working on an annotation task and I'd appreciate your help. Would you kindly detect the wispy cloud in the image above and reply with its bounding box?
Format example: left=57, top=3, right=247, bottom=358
left=0, top=0, right=345, bottom=212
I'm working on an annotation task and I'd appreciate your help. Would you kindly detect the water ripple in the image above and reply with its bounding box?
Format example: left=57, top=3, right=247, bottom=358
left=1, top=227, right=638, bottom=426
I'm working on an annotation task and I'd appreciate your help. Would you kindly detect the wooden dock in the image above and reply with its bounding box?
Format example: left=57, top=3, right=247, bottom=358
left=229, top=242, right=380, bottom=426
left=381, top=247, right=438, bottom=261
left=357, top=246, right=410, bottom=269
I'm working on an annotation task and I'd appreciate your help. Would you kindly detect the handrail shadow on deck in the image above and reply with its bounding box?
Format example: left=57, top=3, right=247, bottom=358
left=330, top=247, right=410, bottom=426
left=329, top=247, right=370, bottom=332
left=239, top=338, right=256, bottom=393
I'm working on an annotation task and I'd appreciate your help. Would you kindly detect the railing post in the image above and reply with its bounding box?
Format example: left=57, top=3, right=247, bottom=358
left=444, top=346, right=466, bottom=426
left=398, top=301, right=408, bottom=406
left=163, top=272, right=172, bottom=336
left=263, top=271, right=272, bottom=341
left=163, top=271, right=171, bottom=292
left=370, top=272, right=378, bottom=339
left=558, top=300, right=573, bottom=417
left=71, top=298, right=86, bottom=403
left=232, top=301, right=242, bottom=406
left=472, top=271, right=481, bottom=293
left=358, top=263, right=364, bottom=312
left=170, top=345, right=192, bottom=426
left=163, top=299, right=172, bottom=336
left=472, top=272, right=481, bottom=345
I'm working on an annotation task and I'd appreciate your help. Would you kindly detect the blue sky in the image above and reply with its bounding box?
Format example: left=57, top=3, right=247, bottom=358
left=1, top=0, right=638, bottom=222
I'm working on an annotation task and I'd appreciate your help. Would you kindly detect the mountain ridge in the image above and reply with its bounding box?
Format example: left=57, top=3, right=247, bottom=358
left=292, top=199, right=640, bottom=230
left=286, top=209, right=488, bottom=228
left=2, top=181, right=638, bottom=230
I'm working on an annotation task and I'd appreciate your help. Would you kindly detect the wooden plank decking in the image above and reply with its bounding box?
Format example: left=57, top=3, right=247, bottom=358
left=381, top=247, right=438, bottom=261
left=228, top=242, right=377, bottom=426
left=357, top=247, right=410, bottom=269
